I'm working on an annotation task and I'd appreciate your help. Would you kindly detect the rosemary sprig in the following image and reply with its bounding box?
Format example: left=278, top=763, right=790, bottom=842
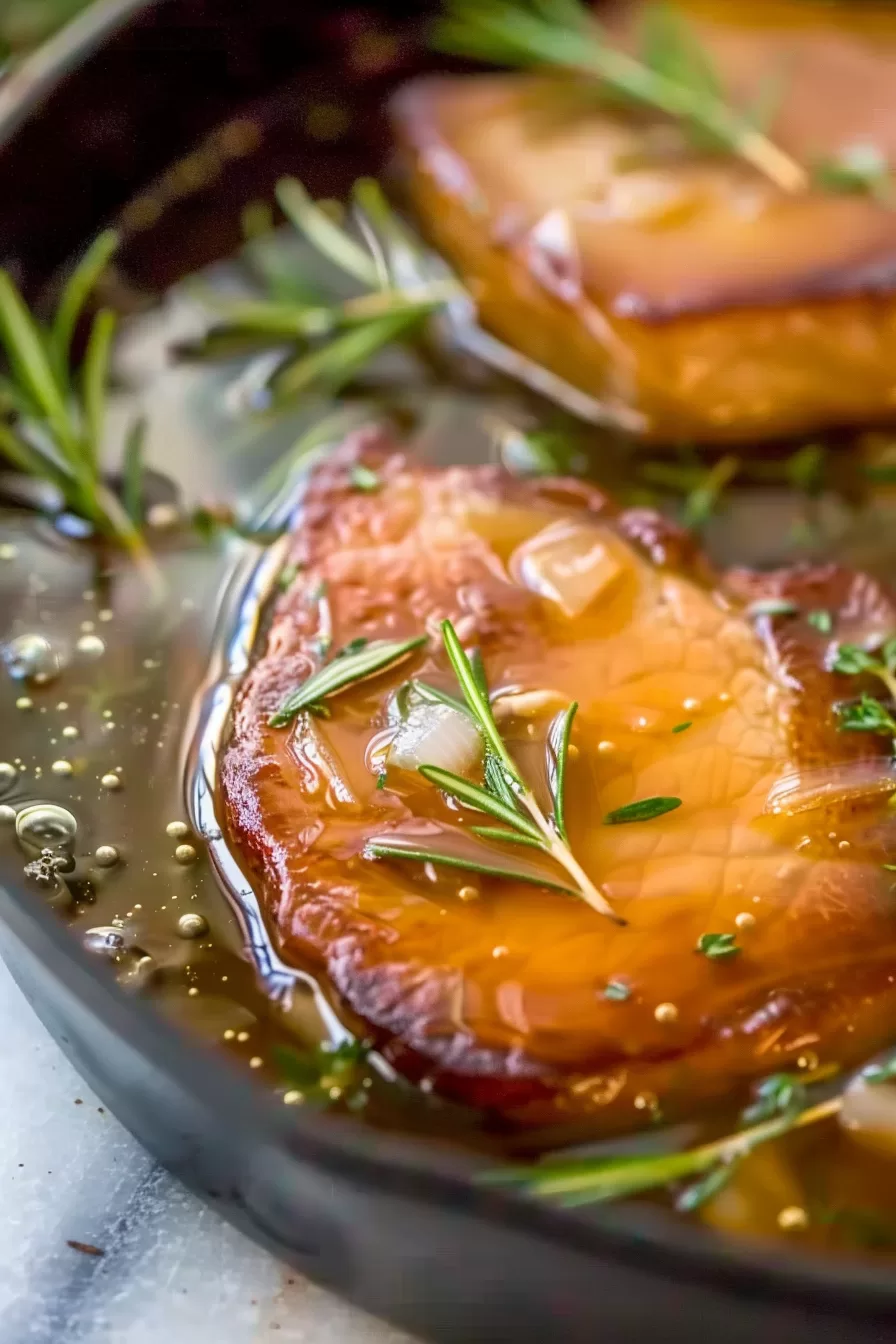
left=436, top=0, right=807, bottom=193
left=365, top=837, right=580, bottom=895
left=369, top=619, right=622, bottom=923
left=188, top=178, right=461, bottom=401
left=0, top=231, right=153, bottom=567
left=484, top=1056, right=896, bottom=1212
left=270, top=634, right=428, bottom=727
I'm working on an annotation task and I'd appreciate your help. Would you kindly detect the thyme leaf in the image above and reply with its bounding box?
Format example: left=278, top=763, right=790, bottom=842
left=807, top=609, right=832, bottom=634
left=349, top=463, right=381, bottom=493
left=831, top=636, right=896, bottom=747
left=812, top=143, right=893, bottom=201
left=696, top=931, right=740, bottom=960
left=603, top=978, right=631, bottom=1002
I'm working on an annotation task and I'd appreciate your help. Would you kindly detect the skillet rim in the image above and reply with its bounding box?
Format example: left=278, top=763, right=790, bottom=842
left=1, top=0, right=896, bottom=1322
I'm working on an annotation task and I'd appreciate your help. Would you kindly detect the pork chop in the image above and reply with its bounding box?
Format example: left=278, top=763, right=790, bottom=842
left=222, top=427, right=896, bottom=1129
left=393, top=0, right=896, bottom=443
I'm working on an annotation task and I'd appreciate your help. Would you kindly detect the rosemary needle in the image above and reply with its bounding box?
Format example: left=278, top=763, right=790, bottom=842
left=436, top=0, right=807, bottom=193
left=484, top=1055, right=896, bottom=1211
left=0, top=232, right=157, bottom=575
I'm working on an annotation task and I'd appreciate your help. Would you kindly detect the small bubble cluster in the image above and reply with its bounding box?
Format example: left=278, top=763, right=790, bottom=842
left=24, top=848, right=71, bottom=887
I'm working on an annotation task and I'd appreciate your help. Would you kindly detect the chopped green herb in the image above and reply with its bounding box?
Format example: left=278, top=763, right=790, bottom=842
left=882, top=863, right=896, bottom=871
left=832, top=643, right=881, bottom=677
left=830, top=636, right=896, bottom=747
left=604, top=797, right=682, bottom=825
left=336, top=636, right=369, bottom=658
left=270, top=634, right=427, bottom=726
left=696, top=932, right=740, bottom=961
left=786, top=442, right=826, bottom=495
left=278, top=562, right=301, bottom=591
left=859, top=1054, right=896, bottom=1086
left=836, top=693, right=896, bottom=738
left=376, top=772, right=387, bottom=790
left=275, top=1039, right=372, bottom=1111
left=496, top=425, right=588, bottom=478
left=349, top=463, right=381, bottom=493
left=747, top=598, right=798, bottom=619
left=675, top=1162, right=736, bottom=1214
left=671, top=721, right=692, bottom=734
left=812, top=142, right=893, bottom=201
left=680, top=454, right=740, bottom=530
left=807, top=609, right=833, bottom=634
left=603, top=979, right=631, bottom=1002
left=741, top=1071, right=807, bottom=1125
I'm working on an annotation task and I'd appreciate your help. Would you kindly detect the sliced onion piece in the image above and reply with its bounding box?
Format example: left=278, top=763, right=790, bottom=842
left=387, top=698, right=481, bottom=776
left=511, top=519, right=627, bottom=618
left=839, top=1077, right=896, bottom=1159
left=492, top=687, right=568, bottom=720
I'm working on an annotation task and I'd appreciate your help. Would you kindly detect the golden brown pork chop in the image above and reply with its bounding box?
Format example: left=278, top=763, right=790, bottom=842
left=393, top=0, right=896, bottom=443
left=222, top=428, right=896, bottom=1130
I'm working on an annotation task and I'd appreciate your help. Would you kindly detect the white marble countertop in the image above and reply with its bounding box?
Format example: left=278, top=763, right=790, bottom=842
left=0, top=954, right=415, bottom=1344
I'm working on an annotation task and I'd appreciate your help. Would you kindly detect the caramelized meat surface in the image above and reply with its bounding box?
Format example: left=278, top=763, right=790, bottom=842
left=393, top=0, right=896, bottom=443
left=222, top=430, right=896, bottom=1129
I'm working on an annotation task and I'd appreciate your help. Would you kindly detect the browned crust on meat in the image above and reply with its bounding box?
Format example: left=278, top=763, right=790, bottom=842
left=221, top=430, right=896, bottom=1130
left=390, top=14, right=896, bottom=444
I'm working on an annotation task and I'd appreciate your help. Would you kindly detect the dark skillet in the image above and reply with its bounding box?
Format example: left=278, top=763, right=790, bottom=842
left=1, top=3, right=896, bottom=1341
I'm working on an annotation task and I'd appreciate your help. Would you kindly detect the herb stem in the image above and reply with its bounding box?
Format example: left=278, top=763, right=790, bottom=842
left=439, top=620, right=622, bottom=923
left=437, top=0, right=808, bottom=193
left=519, top=786, right=623, bottom=925
left=581, top=43, right=806, bottom=193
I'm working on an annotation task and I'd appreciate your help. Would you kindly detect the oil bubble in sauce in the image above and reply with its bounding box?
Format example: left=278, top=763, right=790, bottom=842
left=2, top=633, right=64, bottom=684
left=15, top=803, right=78, bottom=852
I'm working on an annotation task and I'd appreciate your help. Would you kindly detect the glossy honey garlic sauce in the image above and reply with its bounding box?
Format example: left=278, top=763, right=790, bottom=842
left=222, top=431, right=896, bottom=1139
left=9, top=0, right=896, bottom=1265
